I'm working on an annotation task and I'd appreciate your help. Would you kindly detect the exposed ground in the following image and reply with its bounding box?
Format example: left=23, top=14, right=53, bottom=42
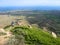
left=0, top=28, right=12, bottom=45
left=0, top=15, right=26, bottom=28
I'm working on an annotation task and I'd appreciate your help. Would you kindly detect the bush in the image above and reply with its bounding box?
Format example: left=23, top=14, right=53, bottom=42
left=10, top=26, right=60, bottom=45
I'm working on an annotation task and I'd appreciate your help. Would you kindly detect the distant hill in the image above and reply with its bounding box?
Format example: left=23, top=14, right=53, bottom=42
left=0, top=6, right=60, bottom=12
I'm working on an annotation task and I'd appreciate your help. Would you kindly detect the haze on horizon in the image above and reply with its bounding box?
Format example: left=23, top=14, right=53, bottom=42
left=0, top=0, right=60, bottom=7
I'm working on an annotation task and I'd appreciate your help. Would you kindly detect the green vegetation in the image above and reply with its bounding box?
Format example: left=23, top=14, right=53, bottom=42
left=26, top=11, right=60, bottom=36
left=0, top=10, right=60, bottom=45
left=0, top=11, right=60, bottom=36
left=9, top=26, right=60, bottom=45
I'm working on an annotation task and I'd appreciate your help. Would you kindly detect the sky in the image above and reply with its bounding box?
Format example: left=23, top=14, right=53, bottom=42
left=0, top=0, right=60, bottom=7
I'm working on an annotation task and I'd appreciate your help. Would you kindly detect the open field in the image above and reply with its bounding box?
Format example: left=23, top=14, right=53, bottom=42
left=0, top=15, right=26, bottom=28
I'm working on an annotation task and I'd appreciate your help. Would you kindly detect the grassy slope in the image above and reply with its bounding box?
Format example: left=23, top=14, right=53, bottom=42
left=9, top=26, right=60, bottom=45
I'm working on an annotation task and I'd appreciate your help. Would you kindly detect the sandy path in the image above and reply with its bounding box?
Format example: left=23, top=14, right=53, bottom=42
left=0, top=28, right=12, bottom=45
